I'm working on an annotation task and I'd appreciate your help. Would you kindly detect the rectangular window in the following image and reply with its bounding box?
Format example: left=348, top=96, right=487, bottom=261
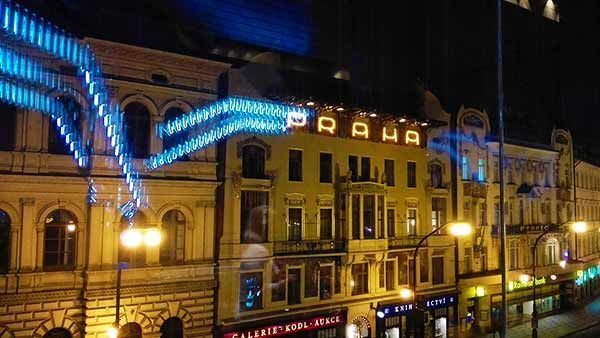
left=349, top=156, right=358, bottom=181
left=407, top=208, right=417, bottom=236
left=241, top=191, right=269, bottom=243
left=387, top=209, right=396, bottom=238
left=305, top=263, right=318, bottom=298
left=407, top=161, right=417, bottom=188
left=363, top=195, right=375, bottom=239
left=288, top=208, right=302, bottom=241
left=432, top=198, right=446, bottom=232
left=385, top=260, right=395, bottom=291
left=361, top=157, right=371, bottom=181
left=352, top=195, right=361, bottom=239
left=463, top=247, right=473, bottom=273
left=320, top=153, right=333, bottom=183
left=462, top=156, right=470, bottom=180
left=377, top=195, right=384, bottom=239
left=398, top=252, right=408, bottom=285
left=351, top=263, right=369, bottom=295
left=494, top=202, right=501, bottom=226
left=478, top=159, right=486, bottom=181
left=385, top=159, right=395, bottom=186
left=271, top=262, right=286, bottom=302
left=287, top=268, right=301, bottom=305
left=319, top=265, right=333, bottom=300
left=509, top=241, right=519, bottom=269
left=239, top=272, right=263, bottom=311
left=289, top=149, right=303, bottom=181
left=320, top=208, right=333, bottom=240
left=432, top=256, right=444, bottom=285
left=419, top=251, right=429, bottom=283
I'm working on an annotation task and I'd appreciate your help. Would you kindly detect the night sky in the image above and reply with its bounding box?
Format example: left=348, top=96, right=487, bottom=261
left=19, top=0, right=600, bottom=160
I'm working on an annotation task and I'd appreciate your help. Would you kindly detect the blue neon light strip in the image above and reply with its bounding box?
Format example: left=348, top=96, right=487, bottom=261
left=0, top=45, right=67, bottom=91
left=147, top=114, right=287, bottom=170
left=0, top=77, right=88, bottom=167
left=159, top=96, right=312, bottom=138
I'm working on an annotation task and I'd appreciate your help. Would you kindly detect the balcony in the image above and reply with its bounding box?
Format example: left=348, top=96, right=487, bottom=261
left=273, top=240, right=345, bottom=256
left=388, top=236, right=426, bottom=248
left=463, top=181, right=488, bottom=199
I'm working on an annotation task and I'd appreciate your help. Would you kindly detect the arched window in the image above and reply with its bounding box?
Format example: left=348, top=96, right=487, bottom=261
left=123, top=102, right=151, bottom=158
left=49, top=96, right=83, bottom=155
left=163, top=107, right=190, bottom=160
left=44, top=209, right=77, bottom=270
left=119, top=322, right=142, bottom=338
left=0, top=102, right=17, bottom=151
left=119, top=212, right=148, bottom=267
left=430, top=164, right=443, bottom=188
left=43, top=328, right=72, bottom=338
left=160, top=210, right=186, bottom=265
left=160, top=317, right=184, bottom=338
left=0, top=209, right=10, bottom=273
left=242, top=145, right=266, bottom=179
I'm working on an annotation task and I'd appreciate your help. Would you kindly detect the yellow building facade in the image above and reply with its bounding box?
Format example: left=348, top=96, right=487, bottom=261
left=0, top=39, right=229, bottom=338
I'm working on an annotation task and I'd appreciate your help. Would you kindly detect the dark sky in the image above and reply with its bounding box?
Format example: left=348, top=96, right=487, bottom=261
left=19, top=0, right=600, bottom=159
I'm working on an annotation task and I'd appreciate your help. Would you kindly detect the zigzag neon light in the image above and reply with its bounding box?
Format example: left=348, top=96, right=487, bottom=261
left=158, top=96, right=312, bottom=138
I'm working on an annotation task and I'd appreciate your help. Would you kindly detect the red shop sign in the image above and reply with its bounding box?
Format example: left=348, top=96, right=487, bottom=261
left=224, top=314, right=344, bottom=338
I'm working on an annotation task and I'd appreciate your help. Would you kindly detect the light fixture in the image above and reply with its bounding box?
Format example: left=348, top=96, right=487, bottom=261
left=399, top=288, right=413, bottom=299
left=520, top=274, right=531, bottom=283
left=350, top=280, right=355, bottom=287
left=120, top=228, right=143, bottom=248
left=559, top=260, right=567, bottom=268
left=67, top=222, right=76, bottom=232
left=572, top=221, right=588, bottom=233
left=421, top=122, right=428, bottom=126
left=550, top=274, right=557, bottom=281
left=306, top=101, right=315, bottom=106
left=143, top=228, right=162, bottom=247
left=399, top=118, right=407, bottom=123
left=476, top=286, right=485, bottom=297
left=448, top=222, right=473, bottom=237
left=107, top=326, right=118, bottom=338
left=377, top=311, right=385, bottom=319
left=369, top=113, right=377, bottom=118
left=336, top=107, right=344, bottom=112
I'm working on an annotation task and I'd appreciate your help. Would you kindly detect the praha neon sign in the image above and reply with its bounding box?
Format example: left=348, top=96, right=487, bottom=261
left=317, top=115, right=422, bottom=146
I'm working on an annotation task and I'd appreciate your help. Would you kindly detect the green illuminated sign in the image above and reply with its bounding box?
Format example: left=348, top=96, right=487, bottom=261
left=508, top=277, right=546, bottom=292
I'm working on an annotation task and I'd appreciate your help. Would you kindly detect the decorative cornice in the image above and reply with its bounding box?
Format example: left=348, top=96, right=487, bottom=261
left=85, top=280, right=216, bottom=298
left=0, top=289, right=80, bottom=305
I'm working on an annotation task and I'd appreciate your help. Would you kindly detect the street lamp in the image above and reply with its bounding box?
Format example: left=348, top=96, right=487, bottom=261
left=113, top=227, right=161, bottom=336
left=410, top=221, right=472, bottom=336
left=531, top=221, right=587, bottom=338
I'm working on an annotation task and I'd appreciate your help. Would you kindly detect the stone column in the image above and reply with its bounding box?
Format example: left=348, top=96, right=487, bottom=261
left=75, top=222, right=86, bottom=270
left=193, top=200, right=207, bottom=262
left=35, top=222, right=44, bottom=271
left=19, top=198, right=36, bottom=272
left=204, top=201, right=216, bottom=260
left=9, top=225, right=20, bottom=272
left=146, top=222, right=160, bottom=265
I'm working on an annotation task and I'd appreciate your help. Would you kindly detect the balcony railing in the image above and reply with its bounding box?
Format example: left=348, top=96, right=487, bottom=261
left=388, top=235, right=426, bottom=248
left=273, top=240, right=346, bottom=255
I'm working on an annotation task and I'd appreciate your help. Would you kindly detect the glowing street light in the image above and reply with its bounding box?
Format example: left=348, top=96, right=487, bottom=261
left=107, top=326, right=118, bottom=338
left=559, top=260, right=567, bottom=269
left=448, top=222, right=473, bottom=237
left=143, top=228, right=162, bottom=247
left=572, top=221, right=588, bottom=233
left=120, top=228, right=143, bottom=248
left=399, top=288, right=413, bottom=299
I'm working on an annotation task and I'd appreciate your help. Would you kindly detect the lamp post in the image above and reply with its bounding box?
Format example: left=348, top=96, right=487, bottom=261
left=530, top=221, right=587, bottom=338
left=109, top=227, right=161, bottom=338
left=410, top=222, right=472, bottom=337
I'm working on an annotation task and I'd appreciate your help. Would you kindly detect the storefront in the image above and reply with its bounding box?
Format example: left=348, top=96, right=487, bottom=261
left=375, top=294, right=456, bottom=338
left=575, top=264, right=600, bottom=301
left=220, top=310, right=346, bottom=338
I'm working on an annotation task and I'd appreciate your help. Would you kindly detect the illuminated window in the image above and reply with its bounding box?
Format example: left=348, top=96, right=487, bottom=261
left=432, top=198, right=446, bottom=232
left=288, top=208, right=302, bottom=241
left=44, top=209, right=77, bottom=270
left=242, top=145, right=266, bottom=179
left=407, top=208, right=417, bottom=236
left=289, top=149, right=303, bottom=181
left=0, top=210, right=10, bottom=273
left=462, top=156, right=470, bottom=180
left=160, top=210, right=185, bottom=265
left=119, top=212, right=147, bottom=267
left=478, top=159, right=486, bottom=181
left=123, top=102, right=151, bottom=158
left=0, top=102, right=17, bottom=151
left=239, top=271, right=263, bottom=311
left=351, top=263, right=369, bottom=295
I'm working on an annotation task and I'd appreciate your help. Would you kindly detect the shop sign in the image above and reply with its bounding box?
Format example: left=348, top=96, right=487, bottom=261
left=425, top=295, right=456, bottom=309
left=508, top=277, right=546, bottom=291
left=224, top=314, right=343, bottom=338
left=379, top=303, right=414, bottom=317
left=316, top=115, right=422, bottom=146
left=575, top=265, right=600, bottom=286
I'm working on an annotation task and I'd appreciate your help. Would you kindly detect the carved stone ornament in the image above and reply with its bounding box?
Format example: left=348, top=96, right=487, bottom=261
left=231, top=171, right=242, bottom=199
left=285, top=193, right=306, bottom=206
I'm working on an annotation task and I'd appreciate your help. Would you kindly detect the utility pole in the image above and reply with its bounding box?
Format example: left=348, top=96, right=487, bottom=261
left=496, top=0, right=508, bottom=337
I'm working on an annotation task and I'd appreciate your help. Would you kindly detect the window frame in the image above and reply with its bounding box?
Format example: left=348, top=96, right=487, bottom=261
left=287, top=206, right=304, bottom=241
left=286, top=265, right=303, bottom=305
left=43, top=209, right=77, bottom=271
left=288, top=148, right=303, bottom=182
left=239, top=269, right=264, bottom=312
left=384, top=159, right=395, bottom=186
left=351, top=262, right=369, bottom=296
left=242, top=145, right=267, bottom=179
left=319, top=152, right=333, bottom=184
left=407, top=161, right=417, bottom=188
left=407, top=208, right=417, bottom=236
left=318, top=207, right=334, bottom=240
left=240, top=190, right=270, bottom=244
left=432, top=255, right=445, bottom=285
left=319, top=262, right=335, bottom=300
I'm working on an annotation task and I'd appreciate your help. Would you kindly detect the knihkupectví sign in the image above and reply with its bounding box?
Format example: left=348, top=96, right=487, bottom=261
left=224, top=314, right=344, bottom=338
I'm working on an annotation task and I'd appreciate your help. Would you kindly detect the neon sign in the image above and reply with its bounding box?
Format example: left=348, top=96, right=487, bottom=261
left=316, top=117, right=421, bottom=146
left=508, top=277, right=546, bottom=291
left=224, top=314, right=343, bottom=338
left=575, top=265, right=600, bottom=286
left=317, top=116, right=336, bottom=135
left=425, top=295, right=456, bottom=309
left=379, top=303, right=414, bottom=317
left=351, top=122, right=369, bottom=139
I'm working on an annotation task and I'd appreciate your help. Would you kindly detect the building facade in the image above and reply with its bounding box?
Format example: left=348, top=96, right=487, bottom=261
left=0, top=39, right=229, bottom=338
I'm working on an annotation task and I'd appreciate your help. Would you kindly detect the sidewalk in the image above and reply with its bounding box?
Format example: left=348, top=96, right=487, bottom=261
left=467, top=297, right=600, bottom=338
